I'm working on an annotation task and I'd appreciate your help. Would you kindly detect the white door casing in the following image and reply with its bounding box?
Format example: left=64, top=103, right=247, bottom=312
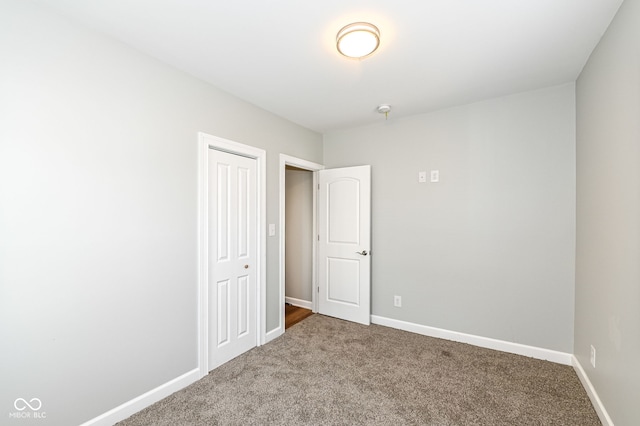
left=318, top=165, right=371, bottom=325
left=208, top=149, right=258, bottom=370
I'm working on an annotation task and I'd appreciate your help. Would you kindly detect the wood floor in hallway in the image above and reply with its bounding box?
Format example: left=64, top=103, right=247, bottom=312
left=285, top=304, right=313, bottom=329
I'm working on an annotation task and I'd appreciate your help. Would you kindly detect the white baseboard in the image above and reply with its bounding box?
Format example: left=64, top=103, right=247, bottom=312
left=285, top=297, right=312, bottom=310
left=265, top=326, right=283, bottom=344
left=79, top=319, right=609, bottom=426
left=572, top=356, right=614, bottom=426
left=79, top=368, right=201, bottom=426
left=370, top=315, right=573, bottom=365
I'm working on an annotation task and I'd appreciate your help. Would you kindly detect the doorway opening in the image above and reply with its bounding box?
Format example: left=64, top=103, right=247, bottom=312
left=278, top=155, right=324, bottom=335
left=277, top=155, right=372, bottom=339
left=284, top=165, right=314, bottom=327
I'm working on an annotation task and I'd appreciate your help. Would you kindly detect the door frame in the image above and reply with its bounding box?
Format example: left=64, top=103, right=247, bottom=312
left=198, top=132, right=266, bottom=377
left=278, top=154, right=324, bottom=336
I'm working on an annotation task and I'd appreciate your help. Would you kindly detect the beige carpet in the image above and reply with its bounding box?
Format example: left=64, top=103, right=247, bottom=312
left=118, top=314, right=600, bottom=425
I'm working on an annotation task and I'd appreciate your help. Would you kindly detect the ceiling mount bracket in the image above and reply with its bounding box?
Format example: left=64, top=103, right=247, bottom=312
left=377, top=104, right=391, bottom=120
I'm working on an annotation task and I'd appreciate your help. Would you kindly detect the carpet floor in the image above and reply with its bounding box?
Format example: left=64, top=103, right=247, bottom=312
left=118, top=314, right=600, bottom=425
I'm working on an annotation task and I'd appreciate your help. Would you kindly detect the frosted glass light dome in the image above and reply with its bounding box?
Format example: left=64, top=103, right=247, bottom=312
left=337, top=22, right=380, bottom=59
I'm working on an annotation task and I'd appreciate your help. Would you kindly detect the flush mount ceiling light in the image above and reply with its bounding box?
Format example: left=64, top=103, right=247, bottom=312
left=336, top=22, right=380, bottom=59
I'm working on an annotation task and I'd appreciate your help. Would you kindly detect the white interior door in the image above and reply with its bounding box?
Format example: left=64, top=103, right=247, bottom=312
left=318, top=165, right=371, bottom=325
left=208, top=149, right=257, bottom=370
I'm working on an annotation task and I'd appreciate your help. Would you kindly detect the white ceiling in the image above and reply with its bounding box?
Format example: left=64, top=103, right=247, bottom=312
left=35, top=0, right=623, bottom=133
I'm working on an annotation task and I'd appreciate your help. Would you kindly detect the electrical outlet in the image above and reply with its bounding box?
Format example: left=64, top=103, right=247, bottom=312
left=430, top=170, right=440, bottom=182
left=394, top=295, right=402, bottom=307
left=590, top=345, right=596, bottom=368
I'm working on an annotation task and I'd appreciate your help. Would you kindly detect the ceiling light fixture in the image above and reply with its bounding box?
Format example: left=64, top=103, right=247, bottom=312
left=336, top=22, right=380, bottom=59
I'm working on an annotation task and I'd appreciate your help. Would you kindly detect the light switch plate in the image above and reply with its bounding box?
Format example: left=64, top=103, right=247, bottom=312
left=268, top=224, right=276, bottom=236
left=418, top=171, right=427, bottom=183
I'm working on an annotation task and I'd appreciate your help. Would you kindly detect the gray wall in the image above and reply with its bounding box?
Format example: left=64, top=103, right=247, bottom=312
left=575, top=0, right=640, bottom=423
left=0, top=1, right=321, bottom=424
left=285, top=167, right=314, bottom=303
left=324, top=84, right=576, bottom=352
left=3, top=0, right=634, bottom=423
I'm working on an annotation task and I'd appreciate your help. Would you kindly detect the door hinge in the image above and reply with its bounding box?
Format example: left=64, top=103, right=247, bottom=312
left=317, top=234, right=320, bottom=241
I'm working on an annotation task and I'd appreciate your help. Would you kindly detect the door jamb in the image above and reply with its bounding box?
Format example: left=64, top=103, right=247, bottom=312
left=198, top=132, right=266, bottom=377
left=278, top=154, right=324, bottom=338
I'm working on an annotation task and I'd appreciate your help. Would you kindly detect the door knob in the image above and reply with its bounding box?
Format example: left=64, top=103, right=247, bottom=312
left=356, top=250, right=368, bottom=256
left=244, top=264, right=249, bottom=269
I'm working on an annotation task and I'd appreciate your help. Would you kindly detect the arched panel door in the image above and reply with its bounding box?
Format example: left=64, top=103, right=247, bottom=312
left=318, top=165, right=371, bottom=325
